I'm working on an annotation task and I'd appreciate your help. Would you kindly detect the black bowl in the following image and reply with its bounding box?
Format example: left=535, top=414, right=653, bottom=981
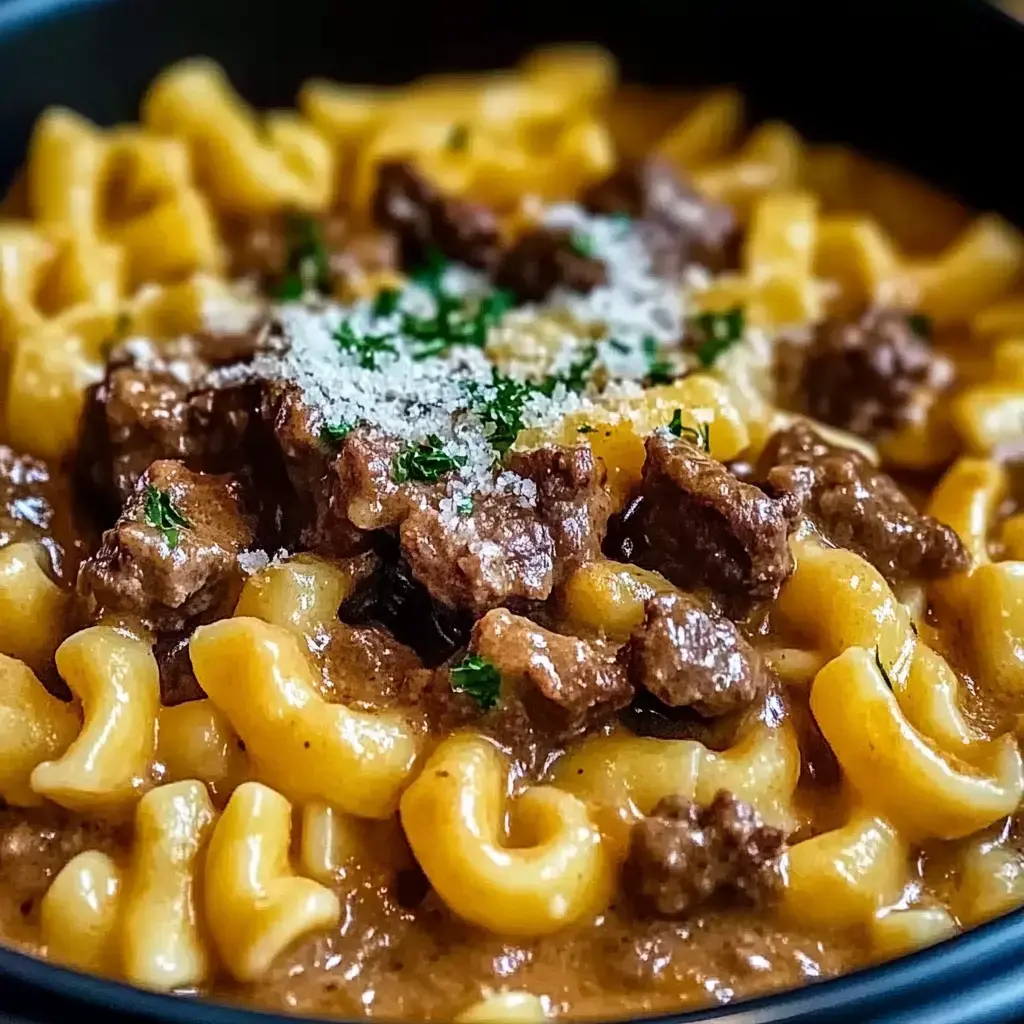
left=2, top=0, right=1024, bottom=1020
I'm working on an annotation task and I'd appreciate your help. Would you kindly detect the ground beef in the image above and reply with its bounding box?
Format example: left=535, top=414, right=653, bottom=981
left=617, top=433, right=793, bottom=613
left=494, top=227, right=608, bottom=302
left=221, top=210, right=398, bottom=295
left=801, top=308, right=953, bottom=439
left=624, top=792, right=785, bottom=919
left=759, top=421, right=970, bottom=582
left=76, top=332, right=263, bottom=517
left=625, top=593, right=767, bottom=716
left=77, top=460, right=255, bottom=632
left=469, top=608, right=633, bottom=738
left=372, top=160, right=501, bottom=272
left=401, top=444, right=611, bottom=614
left=584, top=157, right=737, bottom=275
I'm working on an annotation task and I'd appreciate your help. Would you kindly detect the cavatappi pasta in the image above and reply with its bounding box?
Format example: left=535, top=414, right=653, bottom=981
left=0, top=43, right=1023, bottom=1022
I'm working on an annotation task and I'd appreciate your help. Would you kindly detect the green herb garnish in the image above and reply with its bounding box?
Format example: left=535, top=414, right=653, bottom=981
left=274, top=213, right=331, bottom=299
left=577, top=423, right=597, bottom=434
left=372, top=287, right=401, bottom=317
left=456, top=495, right=474, bottom=517
left=608, top=338, right=630, bottom=355
left=690, top=306, right=746, bottom=367
left=446, top=123, right=470, bottom=151
left=450, top=654, right=501, bottom=711
left=874, top=647, right=894, bottom=690
left=643, top=335, right=675, bottom=385
left=568, top=230, right=596, bottom=259
left=907, top=313, right=933, bottom=339
left=667, top=409, right=710, bottom=452
left=333, top=321, right=397, bottom=369
left=320, top=421, right=355, bottom=447
left=393, top=435, right=467, bottom=483
left=143, top=485, right=191, bottom=550
left=469, top=371, right=537, bottom=456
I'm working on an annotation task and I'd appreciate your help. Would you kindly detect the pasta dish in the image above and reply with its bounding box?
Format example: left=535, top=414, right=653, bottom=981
left=1, top=44, right=1023, bottom=1022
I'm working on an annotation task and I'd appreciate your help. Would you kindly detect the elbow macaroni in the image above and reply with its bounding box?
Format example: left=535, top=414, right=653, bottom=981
left=400, top=733, right=614, bottom=936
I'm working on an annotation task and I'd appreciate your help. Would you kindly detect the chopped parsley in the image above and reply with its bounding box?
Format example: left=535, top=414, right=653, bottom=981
left=320, top=421, right=356, bottom=447
left=275, top=213, right=331, bottom=299
left=643, top=335, right=675, bottom=385
left=333, top=321, right=397, bottom=369
left=446, top=123, right=470, bottom=151
left=568, top=230, right=597, bottom=259
left=667, top=408, right=711, bottom=452
left=874, top=647, right=894, bottom=690
left=450, top=654, right=501, bottom=711
left=393, top=435, right=467, bottom=483
left=143, top=485, right=191, bottom=550
left=372, top=287, right=401, bottom=317
left=455, top=495, right=474, bottom=517
left=608, top=338, right=630, bottom=355
left=468, top=371, right=537, bottom=456
left=907, top=313, right=933, bottom=339
left=577, top=423, right=597, bottom=434
left=689, top=306, right=746, bottom=367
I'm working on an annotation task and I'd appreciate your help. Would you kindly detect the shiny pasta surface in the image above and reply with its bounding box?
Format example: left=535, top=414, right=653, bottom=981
left=1, top=43, right=1024, bottom=1022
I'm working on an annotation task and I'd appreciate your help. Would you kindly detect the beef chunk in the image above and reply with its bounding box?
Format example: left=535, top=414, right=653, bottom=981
left=801, top=308, right=953, bottom=438
left=760, top=421, right=970, bottom=582
left=469, top=608, right=633, bottom=737
left=372, top=160, right=501, bottom=272
left=622, top=433, right=793, bottom=611
left=401, top=493, right=556, bottom=613
left=0, top=445, right=86, bottom=581
left=322, top=623, right=423, bottom=708
left=625, top=792, right=785, bottom=919
left=153, top=633, right=206, bottom=705
left=494, top=227, right=608, bottom=302
left=507, top=443, right=612, bottom=575
left=262, top=384, right=368, bottom=555
left=76, top=333, right=263, bottom=514
left=221, top=210, right=398, bottom=294
left=626, top=593, right=767, bottom=716
left=77, top=461, right=255, bottom=632
left=400, top=445, right=611, bottom=614
left=584, top=157, right=737, bottom=274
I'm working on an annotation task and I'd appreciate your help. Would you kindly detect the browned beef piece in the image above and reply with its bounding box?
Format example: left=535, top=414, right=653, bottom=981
left=400, top=445, right=611, bottom=614
left=372, top=160, right=501, bottom=272
left=76, top=332, right=263, bottom=513
left=624, top=791, right=785, bottom=919
left=584, top=157, right=737, bottom=274
left=400, top=493, right=556, bottom=613
left=759, top=421, right=970, bottom=582
left=0, top=445, right=88, bottom=582
left=322, top=623, right=423, bottom=708
left=77, top=461, right=255, bottom=632
left=153, top=633, right=206, bottom=705
left=221, top=210, right=398, bottom=293
left=334, top=427, right=413, bottom=532
left=507, top=443, right=613, bottom=576
left=469, top=608, right=633, bottom=737
left=261, top=383, right=368, bottom=555
left=624, top=433, right=793, bottom=611
left=625, top=593, right=767, bottom=716
left=494, top=227, right=608, bottom=302
left=801, top=308, right=953, bottom=439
